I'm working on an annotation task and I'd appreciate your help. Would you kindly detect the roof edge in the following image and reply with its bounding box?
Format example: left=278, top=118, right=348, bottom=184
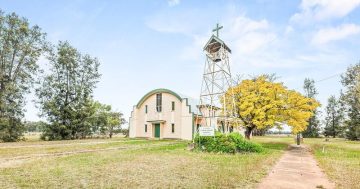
left=203, top=35, right=231, bottom=53
left=136, top=88, right=183, bottom=108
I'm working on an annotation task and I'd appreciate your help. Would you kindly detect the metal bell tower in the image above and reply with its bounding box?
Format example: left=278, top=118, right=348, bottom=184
left=198, top=23, right=235, bottom=130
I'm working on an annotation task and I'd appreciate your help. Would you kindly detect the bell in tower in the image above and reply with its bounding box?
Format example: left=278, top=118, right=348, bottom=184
left=203, top=23, right=231, bottom=62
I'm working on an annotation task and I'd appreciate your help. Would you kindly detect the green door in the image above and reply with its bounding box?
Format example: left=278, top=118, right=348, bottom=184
left=154, top=124, right=160, bottom=138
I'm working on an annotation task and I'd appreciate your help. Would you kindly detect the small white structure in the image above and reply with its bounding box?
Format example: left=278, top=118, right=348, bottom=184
left=129, top=88, right=241, bottom=140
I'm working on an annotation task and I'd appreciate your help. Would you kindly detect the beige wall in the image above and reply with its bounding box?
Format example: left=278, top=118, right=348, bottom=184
left=129, top=92, right=194, bottom=140
left=129, top=89, right=245, bottom=140
left=180, top=99, right=193, bottom=140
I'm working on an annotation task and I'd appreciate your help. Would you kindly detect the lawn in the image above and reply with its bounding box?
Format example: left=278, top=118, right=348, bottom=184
left=304, top=138, right=360, bottom=189
left=1, top=136, right=358, bottom=189
left=0, top=136, right=288, bottom=189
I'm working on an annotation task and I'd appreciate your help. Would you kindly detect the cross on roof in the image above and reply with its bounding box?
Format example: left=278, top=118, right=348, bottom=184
left=212, top=23, right=223, bottom=37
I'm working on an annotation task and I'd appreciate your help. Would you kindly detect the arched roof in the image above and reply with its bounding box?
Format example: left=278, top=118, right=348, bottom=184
left=136, top=88, right=183, bottom=108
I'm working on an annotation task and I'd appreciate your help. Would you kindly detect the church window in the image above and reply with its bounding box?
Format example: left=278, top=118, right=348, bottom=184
left=145, top=124, right=147, bottom=132
left=172, top=124, right=175, bottom=133
left=156, top=93, right=162, bottom=112
left=172, top=101, right=175, bottom=111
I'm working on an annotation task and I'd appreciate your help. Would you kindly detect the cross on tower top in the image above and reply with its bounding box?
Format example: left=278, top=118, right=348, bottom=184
left=212, top=23, right=223, bottom=37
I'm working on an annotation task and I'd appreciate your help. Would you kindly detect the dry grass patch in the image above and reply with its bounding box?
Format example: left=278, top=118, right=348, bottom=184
left=0, top=138, right=150, bottom=158
left=305, top=138, right=360, bottom=189
left=0, top=138, right=288, bottom=189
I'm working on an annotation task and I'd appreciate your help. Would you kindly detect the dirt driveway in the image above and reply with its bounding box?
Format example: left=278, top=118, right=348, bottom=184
left=257, top=144, right=335, bottom=189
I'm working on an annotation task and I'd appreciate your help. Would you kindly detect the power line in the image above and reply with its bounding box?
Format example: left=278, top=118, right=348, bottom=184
left=291, top=72, right=344, bottom=92
left=315, top=73, right=343, bottom=83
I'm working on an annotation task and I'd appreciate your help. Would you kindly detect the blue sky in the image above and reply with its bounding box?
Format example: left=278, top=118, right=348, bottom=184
left=1, top=0, right=360, bottom=124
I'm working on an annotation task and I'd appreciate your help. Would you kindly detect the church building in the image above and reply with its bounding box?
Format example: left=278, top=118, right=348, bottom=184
left=129, top=88, right=236, bottom=140
left=129, top=88, right=198, bottom=140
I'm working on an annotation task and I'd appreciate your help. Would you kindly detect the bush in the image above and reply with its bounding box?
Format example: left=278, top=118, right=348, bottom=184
left=194, top=132, right=263, bottom=153
left=228, top=132, right=263, bottom=153
left=0, top=118, right=25, bottom=142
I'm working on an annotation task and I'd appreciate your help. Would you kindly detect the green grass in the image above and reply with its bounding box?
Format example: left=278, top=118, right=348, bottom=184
left=304, top=138, right=360, bottom=189
left=3, top=136, right=357, bottom=188
left=0, top=138, right=152, bottom=158
left=0, top=136, right=288, bottom=189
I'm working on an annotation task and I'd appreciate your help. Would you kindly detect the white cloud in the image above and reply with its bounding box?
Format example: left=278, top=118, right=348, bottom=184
left=180, top=35, right=208, bottom=61
left=311, top=24, right=360, bottom=45
left=218, top=15, right=280, bottom=70
left=228, top=16, right=269, bottom=34
left=146, top=19, right=187, bottom=34
left=145, top=10, right=276, bottom=57
left=168, top=0, right=180, bottom=7
left=177, top=15, right=277, bottom=62
left=291, top=0, right=360, bottom=23
left=146, top=7, right=356, bottom=72
left=232, top=32, right=276, bottom=55
left=285, top=26, right=294, bottom=35
left=225, top=16, right=276, bottom=55
left=145, top=10, right=205, bottom=36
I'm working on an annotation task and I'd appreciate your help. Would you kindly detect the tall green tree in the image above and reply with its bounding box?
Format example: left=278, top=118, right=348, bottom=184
left=0, top=11, right=46, bottom=142
left=24, top=121, right=46, bottom=132
left=341, top=62, right=360, bottom=140
left=107, top=111, right=126, bottom=138
left=302, top=78, right=320, bottom=138
left=323, top=95, right=344, bottom=138
left=89, top=101, right=126, bottom=138
left=36, top=41, right=101, bottom=140
left=89, top=101, right=110, bottom=135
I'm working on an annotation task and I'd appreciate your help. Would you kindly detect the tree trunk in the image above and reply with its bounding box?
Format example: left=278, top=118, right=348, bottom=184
left=245, top=126, right=255, bottom=140
left=296, top=134, right=301, bottom=145
left=332, top=117, right=335, bottom=138
left=0, top=80, right=6, bottom=117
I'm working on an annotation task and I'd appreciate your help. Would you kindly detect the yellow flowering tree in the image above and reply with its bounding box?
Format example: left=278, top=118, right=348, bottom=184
left=223, top=76, right=320, bottom=139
